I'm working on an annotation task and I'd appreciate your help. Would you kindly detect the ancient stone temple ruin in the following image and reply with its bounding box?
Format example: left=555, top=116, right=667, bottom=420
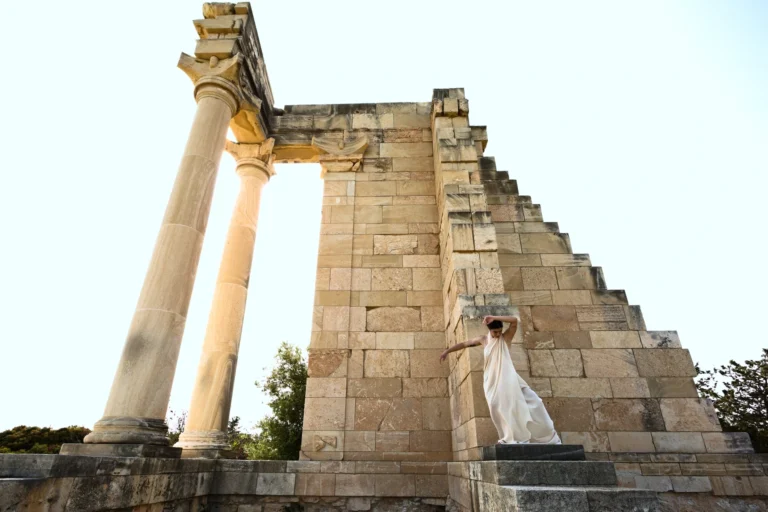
left=2, top=3, right=766, bottom=511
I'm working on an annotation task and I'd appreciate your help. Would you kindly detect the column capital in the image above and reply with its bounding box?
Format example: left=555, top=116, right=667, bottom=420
left=178, top=53, right=248, bottom=116
left=312, top=134, right=369, bottom=178
left=225, top=138, right=276, bottom=180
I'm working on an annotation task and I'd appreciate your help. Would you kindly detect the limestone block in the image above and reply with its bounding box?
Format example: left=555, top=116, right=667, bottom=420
left=528, top=377, right=553, bottom=397
left=306, top=378, right=347, bottom=398
left=343, top=431, right=376, bottom=452
left=407, top=291, right=442, bottom=306
left=422, top=397, right=451, bottom=430
left=316, top=290, right=351, bottom=306
left=521, top=267, right=558, bottom=290
left=660, top=398, right=722, bottom=432
left=551, top=378, right=612, bottom=398
left=411, top=350, right=450, bottom=378
left=523, top=332, right=555, bottom=350
left=380, top=142, right=433, bottom=158
left=360, top=255, right=402, bottom=268
left=392, top=157, right=434, bottom=173
left=520, top=233, right=571, bottom=254
left=489, top=204, right=525, bottom=222
left=625, top=305, right=646, bottom=330
left=318, top=255, right=353, bottom=268
left=610, top=378, right=651, bottom=398
left=411, top=431, right=452, bottom=452
left=501, top=267, right=524, bottom=291
left=554, top=332, right=592, bottom=349
left=354, top=206, right=383, bottom=224
left=371, top=268, right=413, bottom=291
left=640, top=463, right=682, bottom=476
left=639, top=331, right=681, bottom=349
left=336, top=474, right=376, bottom=496
left=711, top=476, right=754, bottom=496
left=552, top=290, right=592, bottom=305
left=651, top=433, right=706, bottom=453
left=582, top=349, right=639, bottom=377
left=496, top=234, right=523, bottom=255
left=350, top=307, right=366, bottom=332
left=680, top=463, right=727, bottom=475
left=374, top=474, right=416, bottom=496
left=555, top=267, right=599, bottom=290
left=750, top=477, right=768, bottom=496
left=376, top=431, right=410, bottom=451
left=671, top=476, right=713, bottom=493
left=473, top=224, right=498, bottom=252
left=529, top=350, right=584, bottom=377
left=509, top=291, right=553, bottom=306
left=403, top=378, right=448, bottom=397
left=702, top=433, right=754, bottom=453
left=256, top=473, right=296, bottom=495
left=576, top=305, right=626, bottom=323
left=356, top=461, right=401, bottom=473
left=367, top=307, right=421, bottom=332
left=403, top=255, right=440, bottom=268
left=608, top=432, right=656, bottom=453
left=329, top=268, right=352, bottom=291
left=304, top=397, right=345, bottom=430
left=414, top=475, right=449, bottom=497
left=350, top=332, right=376, bottom=349
left=412, top=269, right=441, bottom=291
left=325, top=180, right=350, bottom=197
left=348, top=378, right=402, bottom=398
left=353, top=235, right=374, bottom=255
left=374, top=332, right=414, bottom=350
left=308, top=350, right=348, bottom=378
left=323, top=306, right=350, bottom=331
left=357, top=181, right=397, bottom=197
left=421, top=306, right=444, bottom=331
left=319, top=235, right=353, bottom=255
left=560, top=431, right=611, bottom=452
left=295, top=473, right=336, bottom=496
left=316, top=268, right=331, bottom=290
left=541, top=254, right=591, bottom=266
left=352, top=113, right=394, bottom=130
left=398, top=181, right=435, bottom=196
left=635, top=349, right=696, bottom=377
left=414, top=332, right=445, bottom=349
left=330, top=206, right=355, bottom=223
left=364, top=350, right=410, bottom=378
left=382, top=205, right=438, bottom=224
left=593, top=398, right=665, bottom=431
left=542, top=398, right=596, bottom=431
left=591, top=290, right=629, bottom=305
left=647, top=377, right=699, bottom=398
left=590, top=331, right=641, bottom=349
left=531, top=306, right=579, bottom=331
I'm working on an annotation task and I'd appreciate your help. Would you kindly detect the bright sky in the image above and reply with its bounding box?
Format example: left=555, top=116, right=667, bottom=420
left=1, top=1, right=766, bottom=432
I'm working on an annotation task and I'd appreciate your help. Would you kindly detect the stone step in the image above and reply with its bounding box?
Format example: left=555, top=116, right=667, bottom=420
left=478, top=156, right=497, bottom=170
left=478, top=484, right=660, bottom=512
left=472, top=461, right=617, bottom=487
left=470, top=170, right=511, bottom=182
left=483, top=181, right=520, bottom=195
left=483, top=443, right=585, bottom=461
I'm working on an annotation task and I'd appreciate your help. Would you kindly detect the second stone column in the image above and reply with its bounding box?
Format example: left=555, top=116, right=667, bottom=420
left=176, top=140, right=276, bottom=457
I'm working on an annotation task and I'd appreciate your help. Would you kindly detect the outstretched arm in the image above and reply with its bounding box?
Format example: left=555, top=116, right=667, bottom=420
left=439, top=336, right=484, bottom=362
left=483, top=315, right=519, bottom=342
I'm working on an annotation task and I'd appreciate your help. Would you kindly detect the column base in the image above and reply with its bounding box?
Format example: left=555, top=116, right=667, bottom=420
left=174, top=429, right=230, bottom=452
left=83, top=416, right=170, bottom=445
left=180, top=448, right=236, bottom=459
left=60, top=443, right=181, bottom=458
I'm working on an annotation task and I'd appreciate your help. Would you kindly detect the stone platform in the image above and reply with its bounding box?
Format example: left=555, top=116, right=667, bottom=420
left=482, top=444, right=585, bottom=461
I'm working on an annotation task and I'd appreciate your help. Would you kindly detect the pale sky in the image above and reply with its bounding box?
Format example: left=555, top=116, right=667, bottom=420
left=1, top=1, right=766, bottom=432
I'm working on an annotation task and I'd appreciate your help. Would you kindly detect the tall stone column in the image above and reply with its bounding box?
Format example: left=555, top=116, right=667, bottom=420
left=72, top=55, right=245, bottom=455
left=176, top=140, right=275, bottom=457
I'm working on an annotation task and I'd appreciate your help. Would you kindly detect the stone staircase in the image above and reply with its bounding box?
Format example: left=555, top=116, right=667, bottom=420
left=448, top=445, right=660, bottom=511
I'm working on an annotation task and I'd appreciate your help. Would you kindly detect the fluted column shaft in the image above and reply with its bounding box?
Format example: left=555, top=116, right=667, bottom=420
left=84, top=76, right=240, bottom=445
left=176, top=142, right=275, bottom=451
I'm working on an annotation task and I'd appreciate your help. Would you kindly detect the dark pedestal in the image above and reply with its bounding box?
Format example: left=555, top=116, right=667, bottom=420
left=482, top=443, right=586, bottom=461
left=60, top=443, right=182, bottom=458
left=180, top=448, right=236, bottom=459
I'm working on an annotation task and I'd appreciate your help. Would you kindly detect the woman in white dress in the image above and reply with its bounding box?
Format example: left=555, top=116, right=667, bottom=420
left=439, top=315, right=561, bottom=445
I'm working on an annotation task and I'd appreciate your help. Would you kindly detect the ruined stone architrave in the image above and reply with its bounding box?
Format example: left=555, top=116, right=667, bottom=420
left=1, top=3, right=766, bottom=512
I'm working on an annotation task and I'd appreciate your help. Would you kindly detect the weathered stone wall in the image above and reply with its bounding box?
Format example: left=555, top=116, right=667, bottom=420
left=270, top=103, right=452, bottom=461
left=0, top=454, right=447, bottom=511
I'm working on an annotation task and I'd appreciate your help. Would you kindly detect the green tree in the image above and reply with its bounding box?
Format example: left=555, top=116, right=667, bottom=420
left=166, top=408, right=187, bottom=446
left=696, top=349, right=768, bottom=453
left=0, top=425, right=90, bottom=454
left=248, top=342, right=307, bottom=460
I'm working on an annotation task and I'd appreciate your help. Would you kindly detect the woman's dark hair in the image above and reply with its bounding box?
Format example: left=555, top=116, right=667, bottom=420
left=487, top=320, right=503, bottom=330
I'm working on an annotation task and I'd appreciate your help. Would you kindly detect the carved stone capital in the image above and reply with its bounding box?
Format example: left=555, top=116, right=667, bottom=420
left=178, top=53, right=243, bottom=115
left=225, top=138, right=275, bottom=180
left=312, top=135, right=368, bottom=178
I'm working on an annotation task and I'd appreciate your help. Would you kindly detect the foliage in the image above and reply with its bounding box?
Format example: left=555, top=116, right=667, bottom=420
left=228, top=416, right=257, bottom=460
left=0, top=425, right=90, bottom=454
left=166, top=408, right=188, bottom=446
left=696, top=349, right=768, bottom=453
left=247, top=342, right=307, bottom=460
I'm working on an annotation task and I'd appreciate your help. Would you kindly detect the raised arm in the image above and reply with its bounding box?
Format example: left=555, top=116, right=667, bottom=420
left=484, top=315, right=519, bottom=342
left=439, top=336, right=484, bottom=362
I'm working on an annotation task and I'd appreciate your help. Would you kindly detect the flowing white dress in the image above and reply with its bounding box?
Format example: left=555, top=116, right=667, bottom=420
left=483, top=332, right=560, bottom=444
